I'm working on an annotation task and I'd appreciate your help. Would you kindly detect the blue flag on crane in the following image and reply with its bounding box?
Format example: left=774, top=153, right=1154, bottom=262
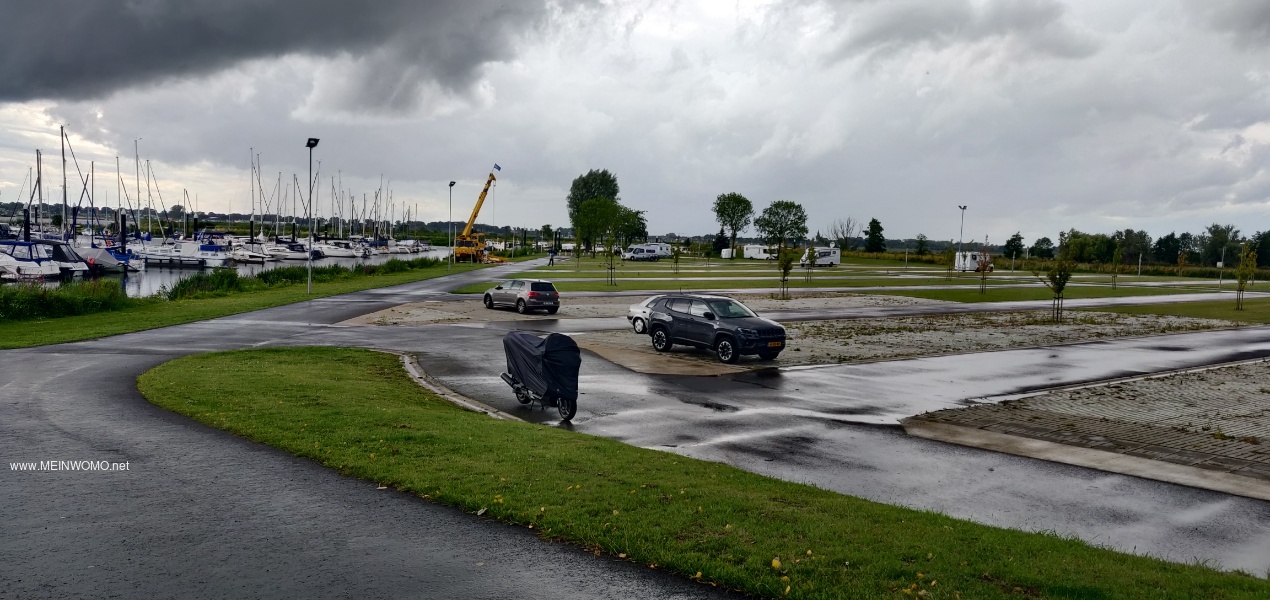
left=493, top=164, right=502, bottom=171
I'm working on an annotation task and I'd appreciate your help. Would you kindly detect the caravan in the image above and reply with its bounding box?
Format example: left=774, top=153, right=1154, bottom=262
left=954, top=251, right=994, bottom=272
left=799, top=247, right=841, bottom=267
left=743, top=244, right=777, bottom=260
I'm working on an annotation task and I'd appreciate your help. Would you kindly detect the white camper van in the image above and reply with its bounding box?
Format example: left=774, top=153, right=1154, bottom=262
left=622, top=244, right=660, bottom=261
left=954, top=251, right=994, bottom=272
left=743, top=245, right=777, bottom=260
left=799, top=247, right=841, bottom=267
left=645, top=242, right=672, bottom=258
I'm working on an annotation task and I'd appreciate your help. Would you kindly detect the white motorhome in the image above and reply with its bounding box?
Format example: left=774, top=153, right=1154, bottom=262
left=954, top=251, right=994, bottom=272
left=622, top=244, right=660, bottom=261
left=644, top=242, right=672, bottom=258
left=799, top=247, right=841, bottom=267
left=743, top=244, right=777, bottom=260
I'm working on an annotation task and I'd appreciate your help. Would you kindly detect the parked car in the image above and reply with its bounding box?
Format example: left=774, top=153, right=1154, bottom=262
left=483, top=279, right=560, bottom=314
left=644, top=293, right=785, bottom=363
left=626, top=295, right=664, bottom=333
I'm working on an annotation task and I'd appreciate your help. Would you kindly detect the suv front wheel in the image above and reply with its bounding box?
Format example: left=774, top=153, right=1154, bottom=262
left=715, top=336, right=739, bottom=364
left=651, top=327, right=672, bottom=352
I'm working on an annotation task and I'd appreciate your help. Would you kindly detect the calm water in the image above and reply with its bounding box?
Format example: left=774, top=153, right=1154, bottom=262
left=104, top=247, right=453, bottom=297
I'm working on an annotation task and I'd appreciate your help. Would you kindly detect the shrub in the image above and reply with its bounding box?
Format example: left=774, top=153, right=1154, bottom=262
left=165, top=268, right=245, bottom=300
left=0, top=280, right=132, bottom=321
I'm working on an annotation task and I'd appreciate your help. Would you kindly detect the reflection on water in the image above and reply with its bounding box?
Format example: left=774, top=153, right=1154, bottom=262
left=104, top=248, right=453, bottom=297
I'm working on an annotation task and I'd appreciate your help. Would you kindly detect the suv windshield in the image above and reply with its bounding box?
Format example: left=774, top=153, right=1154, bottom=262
left=706, top=299, right=756, bottom=318
left=530, top=282, right=556, bottom=292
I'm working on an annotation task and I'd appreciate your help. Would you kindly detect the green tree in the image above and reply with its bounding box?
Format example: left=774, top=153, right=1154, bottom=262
left=1034, top=260, right=1074, bottom=323
left=1110, top=243, right=1123, bottom=289
left=777, top=248, right=797, bottom=300
left=1029, top=237, right=1055, bottom=259
left=1202, top=223, right=1238, bottom=267
left=613, top=207, right=647, bottom=250
left=1116, top=229, right=1152, bottom=266
left=566, top=170, right=619, bottom=250
left=1152, top=232, right=1180, bottom=264
left=863, top=218, right=885, bottom=253
left=753, top=201, right=809, bottom=253
left=914, top=234, right=929, bottom=256
left=1003, top=232, right=1025, bottom=261
left=942, top=241, right=956, bottom=280
left=713, top=192, right=753, bottom=259
left=712, top=227, right=729, bottom=255
left=1178, top=232, right=1197, bottom=266
left=1253, top=230, right=1270, bottom=267
left=541, top=224, right=554, bottom=248
left=168, top=204, right=185, bottom=221
left=1236, top=243, right=1258, bottom=310
left=50, top=214, right=63, bottom=229
left=574, top=197, right=619, bottom=257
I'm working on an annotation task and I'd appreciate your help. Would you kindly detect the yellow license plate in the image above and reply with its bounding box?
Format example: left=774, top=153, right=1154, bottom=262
left=767, top=341, right=783, bottom=348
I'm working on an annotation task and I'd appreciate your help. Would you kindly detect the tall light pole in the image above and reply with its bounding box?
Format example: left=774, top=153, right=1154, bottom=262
left=957, top=205, right=967, bottom=264
left=305, top=137, right=319, bottom=294
left=448, top=180, right=456, bottom=269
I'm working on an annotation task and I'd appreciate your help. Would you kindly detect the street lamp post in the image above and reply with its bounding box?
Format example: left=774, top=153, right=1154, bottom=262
left=448, top=181, right=456, bottom=269
left=305, top=138, right=319, bottom=294
left=957, top=205, right=967, bottom=270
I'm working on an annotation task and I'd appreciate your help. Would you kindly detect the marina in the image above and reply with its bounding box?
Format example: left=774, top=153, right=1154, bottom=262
left=3, top=244, right=452, bottom=298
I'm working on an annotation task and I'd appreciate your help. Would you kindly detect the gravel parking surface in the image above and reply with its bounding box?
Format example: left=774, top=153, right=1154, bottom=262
left=579, top=310, right=1236, bottom=368
left=907, top=360, right=1270, bottom=480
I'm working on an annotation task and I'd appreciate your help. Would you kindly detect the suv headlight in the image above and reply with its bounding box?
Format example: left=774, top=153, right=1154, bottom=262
left=737, top=328, right=759, bottom=338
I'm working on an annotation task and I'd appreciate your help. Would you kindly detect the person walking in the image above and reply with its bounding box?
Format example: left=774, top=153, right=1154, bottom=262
left=548, top=248, right=557, bottom=266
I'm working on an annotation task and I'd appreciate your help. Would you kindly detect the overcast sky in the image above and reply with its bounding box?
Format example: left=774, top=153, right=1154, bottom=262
left=2, top=0, right=1269, bottom=244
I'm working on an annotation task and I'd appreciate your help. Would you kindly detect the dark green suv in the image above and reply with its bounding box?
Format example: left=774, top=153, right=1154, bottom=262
left=645, top=294, right=785, bottom=363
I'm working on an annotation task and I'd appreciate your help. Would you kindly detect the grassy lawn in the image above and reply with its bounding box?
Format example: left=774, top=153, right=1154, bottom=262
left=453, top=277, right=1017, bottom=294
left=139, top=347, right=1269, bottom=599
left=455, top=271, right=1210, bottom=297
left=1093, top=297, right=1270, bottom=324
left=872, top=285, right=1193, bottom=303
left=0, top=264, right=481, bottom=349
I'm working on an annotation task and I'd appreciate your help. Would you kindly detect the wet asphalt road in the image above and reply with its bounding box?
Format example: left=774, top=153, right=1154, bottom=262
left=5, top=260, right=1270, bottom=597
left=0, top=263, right=735, bottom=599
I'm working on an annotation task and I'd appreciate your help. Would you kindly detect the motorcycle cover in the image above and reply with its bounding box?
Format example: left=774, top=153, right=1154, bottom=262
left=503, top=331, right=581, bottom=402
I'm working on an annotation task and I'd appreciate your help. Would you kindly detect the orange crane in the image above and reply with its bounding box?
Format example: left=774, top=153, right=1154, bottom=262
left=454, top=168, right=506, bottom=263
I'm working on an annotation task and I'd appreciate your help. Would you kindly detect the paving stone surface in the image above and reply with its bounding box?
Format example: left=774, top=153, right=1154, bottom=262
left=909, top=360, right=1270, bottom=479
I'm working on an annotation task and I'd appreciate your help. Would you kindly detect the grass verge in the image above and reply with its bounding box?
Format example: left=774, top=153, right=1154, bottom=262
left=1092, top=297, right=1270, bottom=324
left=870, top=285, right=1192, bottom=303
left=0, top=263, right=480, bottom=349
left=139, top=347, right=1269, bottom=599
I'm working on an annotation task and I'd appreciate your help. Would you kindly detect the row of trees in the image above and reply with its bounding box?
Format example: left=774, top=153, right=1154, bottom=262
left=993, top=225, right=1270, bottom=268
left=563, top=171, right=1264, bottom=272
left=712, top=192, right=889, bottom=257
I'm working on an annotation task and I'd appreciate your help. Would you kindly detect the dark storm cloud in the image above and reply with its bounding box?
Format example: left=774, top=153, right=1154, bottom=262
left=1194, top=1, right=1270, bottom=48
left=0, top=0, right=561, bottom=106
left=826, top=0, right=1097, bottom=63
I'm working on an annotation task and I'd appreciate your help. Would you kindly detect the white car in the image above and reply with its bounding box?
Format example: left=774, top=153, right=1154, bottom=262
left=626, top=295, right=664, bottom=334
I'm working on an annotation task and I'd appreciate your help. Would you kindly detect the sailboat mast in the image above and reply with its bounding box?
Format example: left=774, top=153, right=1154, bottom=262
left=249, top=148, right=255, bottom=241
left=135, top=140, right=144, bottom=234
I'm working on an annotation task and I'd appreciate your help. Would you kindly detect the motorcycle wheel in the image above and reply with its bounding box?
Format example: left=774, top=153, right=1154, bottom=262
left=515, top=389, right=532, bottom=405
left=557, top=395, right=577, bottom=421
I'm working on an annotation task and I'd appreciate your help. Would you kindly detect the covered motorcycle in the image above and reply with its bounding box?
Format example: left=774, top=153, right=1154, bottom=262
left=500, top=331, right=581, bottom=420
